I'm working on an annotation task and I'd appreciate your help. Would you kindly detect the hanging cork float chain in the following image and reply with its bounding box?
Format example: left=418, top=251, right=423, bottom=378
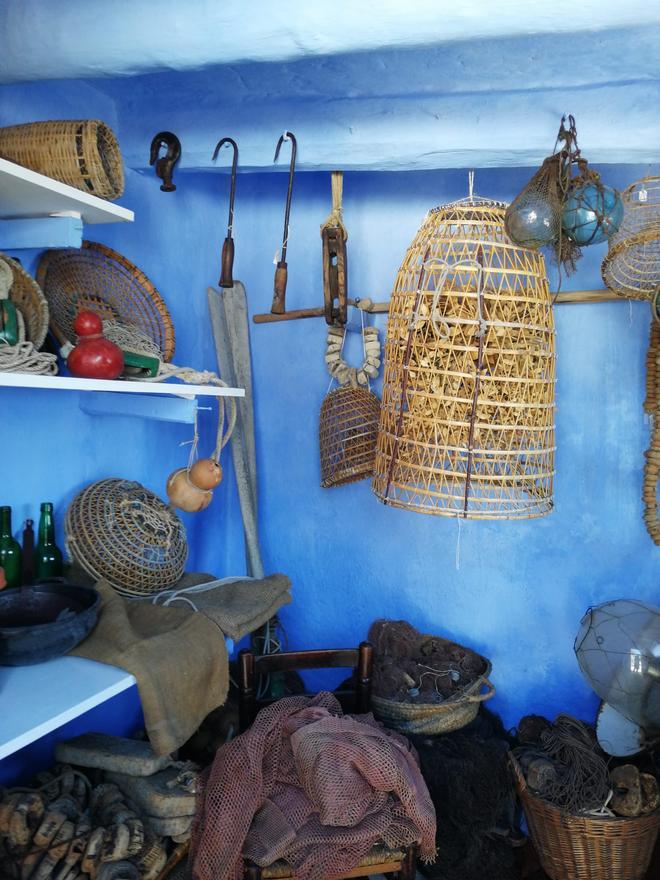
left=373, top=190, right=556, bottom=520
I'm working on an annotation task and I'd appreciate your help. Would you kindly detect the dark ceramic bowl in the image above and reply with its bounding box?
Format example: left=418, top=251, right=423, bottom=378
left=0, top=581, right=100, bottom=665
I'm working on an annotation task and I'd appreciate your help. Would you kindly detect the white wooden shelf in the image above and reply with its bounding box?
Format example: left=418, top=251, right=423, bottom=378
left=0, top=372, right=245, bottom=400
left=0, top=158, right=134, bottom=225
left=0, top=657, right=136, bottom=760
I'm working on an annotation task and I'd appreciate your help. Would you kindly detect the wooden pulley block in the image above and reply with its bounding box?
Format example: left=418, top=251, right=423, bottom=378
left=322, top=224, right=348, bottom=327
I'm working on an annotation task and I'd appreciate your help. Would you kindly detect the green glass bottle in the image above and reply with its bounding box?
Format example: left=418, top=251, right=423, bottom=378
left=0, top=506, right=22, bottom=589
left=35, top=502, right=63, bottom=581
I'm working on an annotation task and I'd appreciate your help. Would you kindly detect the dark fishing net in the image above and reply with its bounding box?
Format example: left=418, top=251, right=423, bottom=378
left=414, top=709, right=522, bottom=880
left=368, top=619, right=484, bottom=703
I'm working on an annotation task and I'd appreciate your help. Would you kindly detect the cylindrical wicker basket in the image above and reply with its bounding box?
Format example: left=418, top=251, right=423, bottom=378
left=65, top=479, right=188, bottom=598
left=37, top=242, right=175, bottom=362
left=320, top=386, right=381, bottom=487
left=373, top=195, right=556, bottom=520
left=602, top=176, right=660, bottom=302
left=0, top=120, right=125, bottom=200
left=0, top=252, right=49, bottom=349
left=371, top=633, right=494, bottom=735
left=512, top=756, right=660, bottom=880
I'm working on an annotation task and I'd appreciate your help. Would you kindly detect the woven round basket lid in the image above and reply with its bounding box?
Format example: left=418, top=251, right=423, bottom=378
left=65, top=478, right=188, bottom=597
left=37, top=241, right=175, bottom=361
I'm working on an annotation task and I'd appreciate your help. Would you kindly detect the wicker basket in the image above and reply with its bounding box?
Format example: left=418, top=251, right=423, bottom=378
left=65, top=479, right=188, bottom=598
left=37, top=242, right=175, bottom=361
left=602, top=176, right=660, bottom=302
left=0, top=252, right=49, bottom=349
left=0, top=120, right=124, bottom=200
left=511, top=756, right=660, bottom=880
left=372, top=638, right=494, bottom=735
left=320, top=386, right=381, bottom=487
left=373, top=194, right=555, bottom=520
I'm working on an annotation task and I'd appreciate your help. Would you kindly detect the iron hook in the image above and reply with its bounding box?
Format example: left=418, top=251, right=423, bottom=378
left=211, top=136, right=239, bottom=288
left=271, top=131, right=297, bottom=314
left=149, top=131, right=181, bottom=192
left=273, top=131, right=297, bottom=264
left=212, top=137, right=239, bottom=240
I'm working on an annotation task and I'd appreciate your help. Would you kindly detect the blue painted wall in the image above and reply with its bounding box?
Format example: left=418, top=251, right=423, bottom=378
left=0, top=78, right=658, bottom=780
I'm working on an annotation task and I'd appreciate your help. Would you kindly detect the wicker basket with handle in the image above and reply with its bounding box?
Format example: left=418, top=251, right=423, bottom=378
left=0, top=120, right=125, bottom=200
left=372, top=635, right=494, bottom=735
left=511, top=755, right=660, bottom=880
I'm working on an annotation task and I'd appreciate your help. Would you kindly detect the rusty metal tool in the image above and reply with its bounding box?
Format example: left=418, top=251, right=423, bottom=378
left=271, top=131, right=297, bottom=314
left=211, top=136, right=239, bottom=287
left=149, top=131, right=181, bottom=192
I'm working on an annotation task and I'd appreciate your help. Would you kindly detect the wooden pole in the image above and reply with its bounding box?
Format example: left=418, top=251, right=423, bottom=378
left=252, top=289, right=631, bottom=324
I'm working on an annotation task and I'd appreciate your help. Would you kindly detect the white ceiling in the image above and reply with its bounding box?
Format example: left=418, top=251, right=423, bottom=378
left=0, top=1, right=658, bottom=171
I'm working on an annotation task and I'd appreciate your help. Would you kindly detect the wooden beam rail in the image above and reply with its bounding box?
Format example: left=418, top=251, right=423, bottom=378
left=253, top=289, right=629, bottom=324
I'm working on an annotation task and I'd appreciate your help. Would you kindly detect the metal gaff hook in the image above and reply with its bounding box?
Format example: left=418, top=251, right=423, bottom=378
left=271, top=131, right=297, bottom=314
left=211, top=137, right=239, bottom=288
left=212, top=137, right=239, bottom=239
left=274, top=131, right=297, bottom=263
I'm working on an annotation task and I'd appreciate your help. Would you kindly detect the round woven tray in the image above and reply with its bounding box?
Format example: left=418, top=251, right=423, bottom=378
left=372, top=637, right=494, bottom=735
left=511, top=756, right=660, bottom=880
left=0, top=252, right=49, bottom=349
left=0, top=119, right=124, bottom=200
left=37, top=242, right=175, bottom=361
left=65, top=479, right=188, bottom=598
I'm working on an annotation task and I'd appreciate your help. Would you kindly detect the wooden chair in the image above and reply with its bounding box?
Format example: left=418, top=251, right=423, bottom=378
left=238, top=641, right=418, bottom=880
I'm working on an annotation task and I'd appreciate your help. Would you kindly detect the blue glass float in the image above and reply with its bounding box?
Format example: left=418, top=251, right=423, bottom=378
left=505, top=197, right=558, bottom=249
left=562, top=182, right=623, bottom=246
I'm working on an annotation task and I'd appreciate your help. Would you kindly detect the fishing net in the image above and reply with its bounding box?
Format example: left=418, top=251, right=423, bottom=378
left=190, top=692, right=437, bottom=880
left=414, top=709, right=521, bottom=880
left=368, top=619, right=486, bottom=702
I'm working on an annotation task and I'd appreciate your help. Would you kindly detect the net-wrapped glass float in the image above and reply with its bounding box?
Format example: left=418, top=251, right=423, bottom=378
left=373, top=194, right=556, bottom=519
left=602, top=176, right=660, bottom=302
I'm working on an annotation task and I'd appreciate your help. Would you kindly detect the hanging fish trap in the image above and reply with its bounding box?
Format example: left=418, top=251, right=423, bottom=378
left=373, top=189, right=556, bottom=520
left=602, top=176, right=660, bottom=302
left=319, top=323, right=381, bottom=488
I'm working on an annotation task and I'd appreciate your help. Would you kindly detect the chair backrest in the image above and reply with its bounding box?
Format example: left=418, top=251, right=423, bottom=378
left=238, top=641, right=374, bottom=732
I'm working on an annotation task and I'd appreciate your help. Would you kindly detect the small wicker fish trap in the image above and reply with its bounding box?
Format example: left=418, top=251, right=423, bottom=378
left=37, top=242, right=175, bottom=361
left=319, top=386, right=381, bottom=487
left=602, top=176, right=660, bottom=301
left=511, top=757, right=660, bottom=880
left=373, top=194, right=556, bottom=520
left=0, top=252, right=49, bottom=348
left=65, top=479, right=188, bottom=598
left=0, top=120, right=125, bottom=200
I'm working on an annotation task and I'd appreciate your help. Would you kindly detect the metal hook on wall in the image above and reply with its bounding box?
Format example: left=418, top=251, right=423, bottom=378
left=149, top=131, right=181, bottom=192
left=271, top=131, right=297, bottom=315
left=211, top=137, right=239, bottom=287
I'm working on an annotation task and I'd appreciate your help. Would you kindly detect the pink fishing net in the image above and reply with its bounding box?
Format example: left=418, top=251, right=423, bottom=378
left=191, top=692, right=436, bottom=880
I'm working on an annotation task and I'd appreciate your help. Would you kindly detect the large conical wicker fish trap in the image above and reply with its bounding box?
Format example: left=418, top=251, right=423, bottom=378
left=602, top=175, right=660, bottom=302
left=373, top=194, right=556, bottom=520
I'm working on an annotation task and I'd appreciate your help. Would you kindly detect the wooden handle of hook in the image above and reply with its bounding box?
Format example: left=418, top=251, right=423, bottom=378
left=271, top=260, right=288, bottom=314
left=220, top=237, right=234, bottom=288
